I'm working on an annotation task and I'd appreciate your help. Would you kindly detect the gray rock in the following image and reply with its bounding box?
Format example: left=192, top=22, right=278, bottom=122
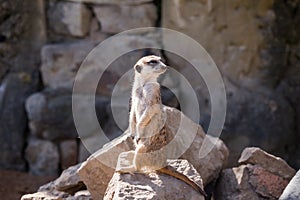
left=25, top=89, right=109, bottom=141
left=55, top=163, right=85, bottom=194
left=66, top=0, right=153, bottom=5
left=26, top=89, right=77, bottom=140
left=25, top=137, right=59, bottom=176
left=215, top=147, right=295, bottom=200
left=214, top=165, right=260, bottom=200
left=162, top=0, right=278, bottom=89
left=104, top=159, right=205, bottom=200
left=280, top=170, right=300, bottom=200
left=222, top=81, right=295, bottom=166
left=78, top=106, right=228, bottom=199
left=0, top=73, right=39, bottom=171
left=162, top=0, right=300, bottom=170
left=60, top=140, right=78, bottom=170
left=21, top=163, right=90, bottom=200
left=93, top=3, right=157, bottom=34
left=40, top=41, right=96, bottom=90
left=0, top=59, right=9, bottom=82
left=239, top=147, right=296, bottom=179
left=47, top=1, right=92, bottom=37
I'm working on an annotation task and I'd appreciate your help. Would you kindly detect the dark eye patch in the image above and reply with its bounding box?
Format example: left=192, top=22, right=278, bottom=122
left=147, top=60, right=159, bottom=65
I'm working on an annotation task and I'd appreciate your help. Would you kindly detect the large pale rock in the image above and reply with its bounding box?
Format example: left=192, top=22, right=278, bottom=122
left=47, top=1, right=92, bottom=37
left=214, top=147, right=295, bottom=200
left=280, top=170, right=300, bottom=200
left=93, top=3, right=157, bottom=34
left=239, top=147, right=296, bottom=179
left=78, top=132, right=135, bottom=200
left=78, top=106, right=228, bottom=199
left=105, top=159, right=205, bottom=200
left=25, top=137, right=59, bottom=176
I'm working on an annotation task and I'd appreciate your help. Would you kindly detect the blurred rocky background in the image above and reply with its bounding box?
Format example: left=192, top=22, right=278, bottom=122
left=0, top=0, right=299, bottom=199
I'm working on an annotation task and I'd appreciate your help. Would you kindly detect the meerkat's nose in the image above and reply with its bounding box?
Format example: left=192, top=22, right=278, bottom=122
left=161, top=62, right=167, bottom=68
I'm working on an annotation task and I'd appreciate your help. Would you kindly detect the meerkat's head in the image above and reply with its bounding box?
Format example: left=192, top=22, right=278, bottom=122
left=134, top=55, right=167, bottom=79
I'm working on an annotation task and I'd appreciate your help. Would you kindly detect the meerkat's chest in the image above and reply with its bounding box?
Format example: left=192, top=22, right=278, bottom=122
left=133, top=87, right=148, bottom=117
left=133, top=85, right=162, bottom=117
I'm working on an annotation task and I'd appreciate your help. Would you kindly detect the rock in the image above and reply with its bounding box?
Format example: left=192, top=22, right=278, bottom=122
left=66, top=0, right=153, bottom=5
left=280, top=170, right=300, bottom=200
left=72, top=190, right=92, bottom=200
left=221, top=80, right=295, bottom=166
left=104, top=159, right=205, bottom=200
left=162, top=0, right=278, bottom=89
left=0, top=73, right=39, bottom=171
left=214, top=147, right=295, bottom=200
left=40, top=41, right=96, bottom=90
left=25, top=89, right=108, bottom=141
left=249, top=165, right=290, bottom=199
left=214, top=165, right=260, bottom=200
left=25, top=137, right=59, bottom=176
left=88, top=19, right=109, bottom=42
left=78, top=106, right=228, bottom=199
left=0, top=60, right=9, bottom=82
left=21, top=192, right=68, bottom=200
left=22, top=164, right=90, bottom=200
left=93, top=3, right=157, bottom=34
left=41, top=35, right=160, bottom=95
left=78, top=132, right=134, bottom=199
left=215, top=164, right=290, bottom=200
left=47, top=1, right=92, bottom=37
left=55, top=163, right=85, bottom=194
left=26, top=89, right=77, bottom=140
left=60, top=140, right=78, bottom=170
left=162, top=0, right=299, bottom=169
left=73, top=33, right=162, bottom=96
left=239, top=147, right=296, bottom=179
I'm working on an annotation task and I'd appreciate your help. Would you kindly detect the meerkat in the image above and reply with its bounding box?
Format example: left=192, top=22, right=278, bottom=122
left=117, top=55, right=206, bottom=197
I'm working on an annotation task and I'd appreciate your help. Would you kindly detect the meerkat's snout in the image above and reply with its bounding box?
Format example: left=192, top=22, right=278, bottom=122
left=149, top=59, right=167, bottom=74
left=155, top=62, right=167, bottom=73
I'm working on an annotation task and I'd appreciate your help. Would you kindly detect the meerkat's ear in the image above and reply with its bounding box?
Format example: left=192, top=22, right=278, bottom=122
left=134, top=64, right=142, bottom=73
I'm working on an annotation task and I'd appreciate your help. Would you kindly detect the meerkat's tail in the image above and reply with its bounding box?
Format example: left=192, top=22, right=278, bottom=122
left=158, top=166, right=207, bottom=197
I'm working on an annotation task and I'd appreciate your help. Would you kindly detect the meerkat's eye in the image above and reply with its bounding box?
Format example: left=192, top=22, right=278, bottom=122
left=147, top=60, right=159, bottom=65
